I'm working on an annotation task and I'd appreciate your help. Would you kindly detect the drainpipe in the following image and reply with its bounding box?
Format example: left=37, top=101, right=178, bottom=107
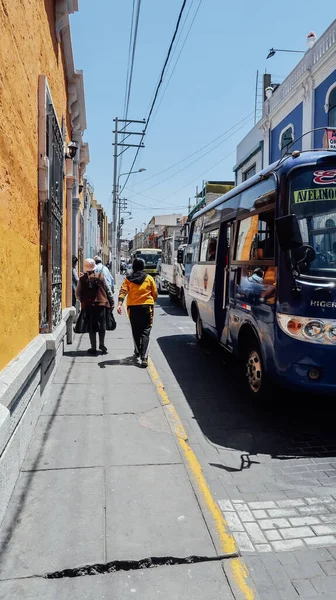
left=65, top=158, right=75, bottom=307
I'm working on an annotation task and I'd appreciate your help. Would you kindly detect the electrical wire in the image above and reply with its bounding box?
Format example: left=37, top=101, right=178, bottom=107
left=129, top=112, right=254, bottom=196
left=125, top=110, right=254, bottom=189
left=120, top=0, right=189, bottom=195
left=119, top=0, right=141, bottom=178
left=147, top=0, right=204, bottom=134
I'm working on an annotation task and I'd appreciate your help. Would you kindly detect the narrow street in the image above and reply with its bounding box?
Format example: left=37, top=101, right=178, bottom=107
left=1, top=292, right=336, bottom=599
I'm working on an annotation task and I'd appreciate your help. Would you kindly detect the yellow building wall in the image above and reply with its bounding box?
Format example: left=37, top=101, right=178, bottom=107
left=0, top=0, right=71, bottom=371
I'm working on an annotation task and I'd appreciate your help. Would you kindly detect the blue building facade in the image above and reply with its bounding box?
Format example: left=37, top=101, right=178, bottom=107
left=234, top=21, right=336, bottom=183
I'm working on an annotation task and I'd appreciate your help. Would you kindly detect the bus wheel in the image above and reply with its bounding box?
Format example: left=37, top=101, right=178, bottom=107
left=196, top=312, right=205, bottom=344
left=180, top=289, right=186, bottom=312
left=246, top=345, right=265, bottom=397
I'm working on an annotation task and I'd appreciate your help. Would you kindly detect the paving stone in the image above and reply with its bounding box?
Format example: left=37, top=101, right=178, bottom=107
left=298, top=505, right=330, bottom=515
left=285, top=562, right=324, bottom=579
left=265, top=530, right=282, bottom=541
left=244, top=522, right=267, bottom=544
left=312, top=524, right=336, bottom=535
left=271, top=539, right=305, bottom=552
left=259, top=518, right=291, bottom=530
left=218, top=499, right=234, bottom=512
left=255, top=544, right=272, bottom=552
left=253, top=510, right=268, bottom=519
left=305, top=495, right=333, bottom=505
left=223, top=511, right=244, bottom=532
left=304, top=535, right=336, bottom=547
left=276, top=499, right=306, bottom=508
left=320, top=560, right=336, bottom=576
left=326, top=546, right=336, bottom=559
left=249, top=501, right=277, bottom=510
left=267, top=563, right=300, bottom=599
left=232, top=531, right=255, bottom=552
left=235, top=503, right=255, bottom=522
left=292, top=579, right=318, bottom=596
left=310, top=574, right=336, bottom=594
left=267, top=508, right=299, bottom=518
left=280, top=526, right=315, bottom=539
left=320, top=514, right=336, bottom=523
left=288, top=516, right=321, bottom=527
left=277, top=552, right=299, bottom=566
left=294, top=548, right=333, bottom=564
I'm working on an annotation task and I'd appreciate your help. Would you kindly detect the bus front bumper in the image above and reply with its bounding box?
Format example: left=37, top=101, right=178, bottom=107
left=273, top=331, right=336, bottom=395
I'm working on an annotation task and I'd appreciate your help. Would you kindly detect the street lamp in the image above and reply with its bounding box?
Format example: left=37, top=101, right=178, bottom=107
left=266, top=48, right=305, bottom=59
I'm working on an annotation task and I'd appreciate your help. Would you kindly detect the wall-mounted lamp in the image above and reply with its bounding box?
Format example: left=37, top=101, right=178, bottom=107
left=66, top=141, right=79, bottom=159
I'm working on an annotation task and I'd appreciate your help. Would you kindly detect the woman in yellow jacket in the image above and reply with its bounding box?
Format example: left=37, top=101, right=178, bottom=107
left=117, top=258, right=158, bottom=367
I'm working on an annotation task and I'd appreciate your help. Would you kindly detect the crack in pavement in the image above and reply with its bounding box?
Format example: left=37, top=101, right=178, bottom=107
left=40, top=553, right=239, bottom=579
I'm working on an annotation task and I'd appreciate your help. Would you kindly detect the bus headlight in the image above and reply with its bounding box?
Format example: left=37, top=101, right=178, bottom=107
left=303, top=320, right=325, bottom=339
left=277, top=313, right=336, bottom=345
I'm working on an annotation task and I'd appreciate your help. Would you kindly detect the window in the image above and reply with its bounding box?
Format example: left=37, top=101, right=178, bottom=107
left=200, top=229, right=219, bottom=262
left=280, top=125, right=294, bottom=152
left=328, top=87, right=336, bottom=127
left=243, top=164, right=256, bottom=181
left=239, top=178, right=276, bottom=212
left=235, top=211, right=275, bottom=261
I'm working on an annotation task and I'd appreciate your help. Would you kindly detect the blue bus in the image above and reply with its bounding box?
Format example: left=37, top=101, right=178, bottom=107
left=183, top=149, right=336, bottom=397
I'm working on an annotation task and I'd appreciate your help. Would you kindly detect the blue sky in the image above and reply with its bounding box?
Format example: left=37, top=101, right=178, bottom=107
left=71, top=1, right=335, bottom=237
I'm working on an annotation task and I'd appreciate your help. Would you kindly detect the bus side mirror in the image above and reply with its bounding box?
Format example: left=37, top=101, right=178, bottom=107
left=275, top=214, right=303, bottom=251
left=177, top=249, right=184, bottom=264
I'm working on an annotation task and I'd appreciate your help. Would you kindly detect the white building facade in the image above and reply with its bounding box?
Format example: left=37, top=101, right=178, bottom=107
left=234, top=21, right=336, bottom=182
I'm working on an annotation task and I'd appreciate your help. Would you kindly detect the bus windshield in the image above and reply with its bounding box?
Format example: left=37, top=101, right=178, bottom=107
left=138, top=254, right=160, bottom=266
left=290, top=166, right=336, bottom=276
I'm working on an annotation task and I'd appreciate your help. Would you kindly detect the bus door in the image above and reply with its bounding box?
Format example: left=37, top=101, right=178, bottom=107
left=214, top=220, right=232, bottom=344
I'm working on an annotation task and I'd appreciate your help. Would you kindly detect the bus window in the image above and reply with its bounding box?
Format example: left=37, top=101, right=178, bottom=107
left=290, top=167, right=336, bottom=274
left=235, top=211, right=275, bottom=261
left=239, top=178, right=276, bottom=212
left=200, top=229, right=219, bottom=262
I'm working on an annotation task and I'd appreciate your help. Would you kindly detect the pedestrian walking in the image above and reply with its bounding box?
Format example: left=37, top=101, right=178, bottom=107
left=94, top=255, right=114, bottom=292
left=75, top=258, right=115, bottom=355
left=72, top=255, right=79, bottom=307
left=117, top=258, right=158, bottom=368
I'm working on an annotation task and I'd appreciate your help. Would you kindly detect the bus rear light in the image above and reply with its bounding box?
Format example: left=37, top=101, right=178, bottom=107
left=277, top=313, right=336, bottom=345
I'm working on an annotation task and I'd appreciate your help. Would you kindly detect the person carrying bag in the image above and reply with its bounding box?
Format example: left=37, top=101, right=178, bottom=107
left=75, top=258, right=116, bottom=355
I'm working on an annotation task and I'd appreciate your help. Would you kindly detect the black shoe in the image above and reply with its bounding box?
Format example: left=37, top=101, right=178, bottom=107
left=133, top=351, right=140, bottom=359
left=99, top=345, right=108, bottom=355
left=88, top=348, right=98, bottom=355
left=141, top=358, right=148, bottom=368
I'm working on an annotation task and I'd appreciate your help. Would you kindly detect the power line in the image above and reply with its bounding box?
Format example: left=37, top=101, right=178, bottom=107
left=129, top=113, right=254, bottom=196
left=120, top=0, right=189, bottom=195
left=119, top=0, right=141, bottom=178
left=147, top=0, right=204, bottom=134
left=124, top=0, right=142, bottom=120
left=126, top=110, right=254, bottom=189
left=159, top=118, right=253, bottom=202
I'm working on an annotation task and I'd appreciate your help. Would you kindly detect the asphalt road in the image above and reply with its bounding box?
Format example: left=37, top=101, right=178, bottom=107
left=151, top=294, right=336, bottom=599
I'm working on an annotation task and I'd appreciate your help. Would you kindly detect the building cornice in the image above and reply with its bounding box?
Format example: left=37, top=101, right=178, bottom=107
left=55, top=0, right=88, bottom=151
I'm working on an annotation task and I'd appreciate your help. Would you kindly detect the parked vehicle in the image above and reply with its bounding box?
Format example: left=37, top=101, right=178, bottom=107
left=131, top=248, right=162, bottom=276
left=156, top=259, right=169, bottom=294
left=185, top=148, right=336, bottom=397
left=161, top=236, right=187, bottom=307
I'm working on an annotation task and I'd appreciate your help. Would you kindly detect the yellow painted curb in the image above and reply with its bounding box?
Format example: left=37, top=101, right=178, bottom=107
left=147, top=356, right=255, bottom=600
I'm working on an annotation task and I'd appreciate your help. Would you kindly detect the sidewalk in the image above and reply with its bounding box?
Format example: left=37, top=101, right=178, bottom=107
left=0, top=309, right=245, bottom=599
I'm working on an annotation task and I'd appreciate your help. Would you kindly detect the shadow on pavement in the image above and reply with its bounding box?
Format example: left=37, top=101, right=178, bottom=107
left=155, top=297, right=187, bottom=317
left=156, top=333, right=336, bottom=461
left=98, top=356, right=142, bottom=369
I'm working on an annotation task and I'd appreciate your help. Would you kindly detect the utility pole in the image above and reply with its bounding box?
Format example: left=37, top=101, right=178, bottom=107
left=111, top=118, right=145, bottom=280
left=188, top=197, right=191, bottom=214
left=112, top=118, right=118, bottom=283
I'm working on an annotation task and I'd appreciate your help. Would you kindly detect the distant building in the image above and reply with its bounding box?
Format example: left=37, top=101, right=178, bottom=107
left=234, top=21, right=336, bottom=182
left=144, top=214, right=183, bottom=248
left=189, top=181, right=235, bottom=219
